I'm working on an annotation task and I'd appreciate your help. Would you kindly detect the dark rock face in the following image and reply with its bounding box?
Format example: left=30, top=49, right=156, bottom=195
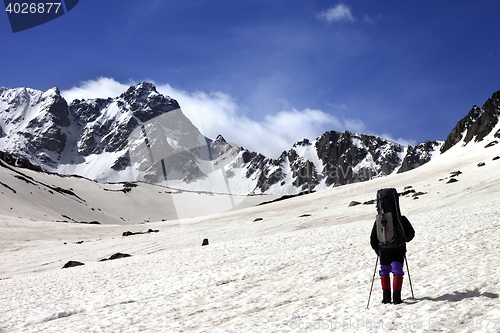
left=45, top=88, right=70, bottom=127
left=0, top=151, right=43, bottom=172
left=315, top=131, right=403, bottom=186
left=111, top=152, right=131, bottom=171
left=441, top=106, right=482, bottom=153
left=248, top=130, right=420, bottom=193
left=119, top=82, right=180, bottom=122
left=292, top=159, right=317, bottom=192
left=464, top=91, right=500, bottom=143
left=398, top=140, right=442, bottom=173
left=215, top=134, right=226, bottom=143
left=442, top=90, right=500, bottom=153
left=102, top=117, right=141, bottom=153
left=230, top=127, right=444, bottom=194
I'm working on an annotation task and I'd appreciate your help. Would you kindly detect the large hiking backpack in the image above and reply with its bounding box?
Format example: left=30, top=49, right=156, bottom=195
left=376, top=188, right=406, bottom=249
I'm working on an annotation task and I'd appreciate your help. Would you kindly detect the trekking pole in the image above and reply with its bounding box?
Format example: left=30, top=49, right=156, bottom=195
left=366, top=255, right=379, bottom=309
left=405, top=255, right=415, bottom=299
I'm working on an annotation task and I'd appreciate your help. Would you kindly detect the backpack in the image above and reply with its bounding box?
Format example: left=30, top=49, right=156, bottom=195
left=375, top=188, right=406, bottom=249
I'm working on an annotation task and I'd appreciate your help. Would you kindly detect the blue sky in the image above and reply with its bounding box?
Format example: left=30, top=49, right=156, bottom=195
left=1, top=1, right=499, bottom=158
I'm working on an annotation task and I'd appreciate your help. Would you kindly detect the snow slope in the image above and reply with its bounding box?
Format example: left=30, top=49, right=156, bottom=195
left=0, top=130, right=499, bottom=332
left=0, top=154, right=276, bottom=224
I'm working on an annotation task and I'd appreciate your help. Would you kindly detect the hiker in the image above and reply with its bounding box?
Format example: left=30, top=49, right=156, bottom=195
left=370, top=188, right=415, bottom=304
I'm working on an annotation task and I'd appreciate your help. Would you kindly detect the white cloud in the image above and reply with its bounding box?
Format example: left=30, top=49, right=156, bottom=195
left=343, top=118, right=366, bottom=133
left=317, top=4, right=355, bottom=23
left=262, top=108, right=342, bottom=150
left=61, top=77, right=133, bottom=102
left=156, top=86, right=348, bottom=157
left=61, top=77, right=369, bottom=158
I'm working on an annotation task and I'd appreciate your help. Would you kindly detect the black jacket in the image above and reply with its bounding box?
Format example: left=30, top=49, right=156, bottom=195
left=370, top=215, right=414, bottom=254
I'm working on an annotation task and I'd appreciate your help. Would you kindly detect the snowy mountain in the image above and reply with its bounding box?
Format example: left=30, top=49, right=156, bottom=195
left=441, top=89, right=500, bottom=153
left=245, top=132, right=441, bottom=194
left=0, top=83, right=181, bottom=182
left=1, top=83, right=499, bottom=195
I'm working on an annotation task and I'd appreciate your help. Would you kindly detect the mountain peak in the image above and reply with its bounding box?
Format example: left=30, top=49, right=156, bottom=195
left=215, top=134, right=226, bottom=142
left=117, top=82, right=180, bottom=122
left=120, top=82, right=158, bottom=101
left=441, top=90, right=500, bottom=153
left=43, top=87, right=61, bottom=97
left=293, top=138, right=311, bottom=147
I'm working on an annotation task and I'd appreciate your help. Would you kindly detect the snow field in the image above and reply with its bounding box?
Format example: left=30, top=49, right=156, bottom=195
left=1, top=195, right=499, bottom=332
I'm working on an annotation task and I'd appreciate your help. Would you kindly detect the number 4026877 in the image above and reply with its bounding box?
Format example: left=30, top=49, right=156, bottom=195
left=5, top=2, right=62, bottom=14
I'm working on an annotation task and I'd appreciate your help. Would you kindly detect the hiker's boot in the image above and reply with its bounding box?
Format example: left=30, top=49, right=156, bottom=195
left=382, top=290, right=392, bottom=304
left=381, top=275, right=391, bottom=304
left=393, top=275, right=403, bottom=304
left=393, top=291, right=402, bottom=304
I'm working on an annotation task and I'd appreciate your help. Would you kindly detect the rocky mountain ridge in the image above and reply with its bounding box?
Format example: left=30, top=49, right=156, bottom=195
left=0, top=83, right=498, bottom=195
left=441, top=90, right=500, bottom=153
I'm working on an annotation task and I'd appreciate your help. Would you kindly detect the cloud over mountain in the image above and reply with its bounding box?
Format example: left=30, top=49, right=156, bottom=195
left=61, top=78, right=366, bottom=159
